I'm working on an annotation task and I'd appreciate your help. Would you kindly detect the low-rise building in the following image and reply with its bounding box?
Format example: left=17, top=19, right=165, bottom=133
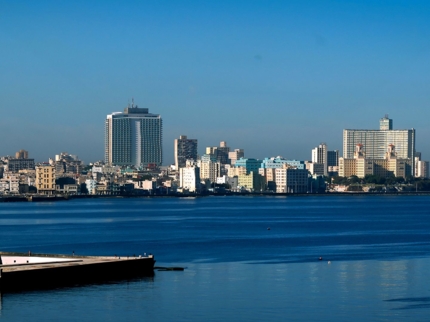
left=238, top=172, right=265, bottom=192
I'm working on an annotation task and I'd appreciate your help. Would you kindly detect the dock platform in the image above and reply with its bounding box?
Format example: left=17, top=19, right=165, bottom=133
left=0, top=252, right=155, bottom=292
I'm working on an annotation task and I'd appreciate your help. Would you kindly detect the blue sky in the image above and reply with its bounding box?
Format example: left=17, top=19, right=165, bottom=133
left=1, top=0, right=429, bottom=163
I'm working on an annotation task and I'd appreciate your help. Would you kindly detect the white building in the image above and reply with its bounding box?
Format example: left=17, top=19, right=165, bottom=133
left=105, top=102, right=162, bottom=167
left=0, top=174, right=19, bottom=194
left=311, top=143, right=328, bottom=176
left=275, top=168, right=309, bottom=193
left=85, top=179, right=98, bottom=195
left=415, top=153, right=429, bottom=178
left=179, top=160, right=200, bottom=192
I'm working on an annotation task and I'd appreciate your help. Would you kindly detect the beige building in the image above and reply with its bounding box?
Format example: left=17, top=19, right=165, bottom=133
left=36, top=165, right=56, bottom=195
left=258, top=168, right=276, bottom=184
left=228, top=166, right=247, bottom=177
left=339, top=144, right=411, bottom=179
left=198, top=159, right=220, bottom=183
left=238, top=172, right=265, bottom=192
left=228, top=149, right=244, bottom=166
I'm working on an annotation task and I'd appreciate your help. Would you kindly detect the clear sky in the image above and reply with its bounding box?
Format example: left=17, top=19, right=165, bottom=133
left=1, top=0, right=429, bottom=164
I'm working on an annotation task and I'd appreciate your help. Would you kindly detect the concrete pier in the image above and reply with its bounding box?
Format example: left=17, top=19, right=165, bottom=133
left=0, top=252, right=155, bottom=292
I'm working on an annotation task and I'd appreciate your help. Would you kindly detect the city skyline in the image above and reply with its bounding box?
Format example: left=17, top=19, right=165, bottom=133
left=1, top=1, right=430, bottom=163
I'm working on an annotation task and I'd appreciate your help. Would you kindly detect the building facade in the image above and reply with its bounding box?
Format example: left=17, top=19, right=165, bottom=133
left=174, top=135, right=198, bottom=169
left=339, top=144, right=412, bottom=179
left=228, top=149, right=244, bottom=166
left=343, top=117, right=415, bottom=175
left=311, top=143, right=328, bottom=176
left=105, top=103, right=162, bottom=167
left=275, top=168, right=309, bottom=193
left=179, top=160, right=201, bottom=192
left=36, top=164, right=56, bottom=195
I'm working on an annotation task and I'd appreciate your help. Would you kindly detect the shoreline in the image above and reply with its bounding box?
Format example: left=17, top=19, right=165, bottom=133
left=1, top=191, right=430, bottom=202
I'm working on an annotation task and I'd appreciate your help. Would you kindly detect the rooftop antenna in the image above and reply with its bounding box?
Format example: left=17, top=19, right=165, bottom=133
left=385, top=114, right=389, bottom=119
left=132, top=97, right=135, bottom=108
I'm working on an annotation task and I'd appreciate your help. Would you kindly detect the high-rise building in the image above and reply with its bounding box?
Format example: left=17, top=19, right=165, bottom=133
left=217, top=141, right=230, bottom=164
left=327, top=150, right=339, bottom=167
left=343, top=116, right=415, bottom=175
left=206, top=141, right=231, bottom=165
left=312, top=143, right=328, bottom=176
left=379, top=115, right=393, bottom=130
left=174, top=135, right=198, bottom=169
left=105, top=103, right=162, bottom=167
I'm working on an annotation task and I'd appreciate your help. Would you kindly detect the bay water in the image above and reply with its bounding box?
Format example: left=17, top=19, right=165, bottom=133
left=1, top=195, right=430, bottom=321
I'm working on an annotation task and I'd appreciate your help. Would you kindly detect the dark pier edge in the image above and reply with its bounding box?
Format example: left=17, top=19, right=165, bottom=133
left=0, top=252, right=155, bottom=292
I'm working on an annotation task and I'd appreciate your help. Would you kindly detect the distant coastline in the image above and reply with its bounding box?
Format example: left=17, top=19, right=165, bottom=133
left=1, top=191, right=430, bottom=203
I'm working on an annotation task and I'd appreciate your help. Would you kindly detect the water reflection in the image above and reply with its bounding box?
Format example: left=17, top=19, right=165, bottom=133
left=0, top=259, right=430, bottom=321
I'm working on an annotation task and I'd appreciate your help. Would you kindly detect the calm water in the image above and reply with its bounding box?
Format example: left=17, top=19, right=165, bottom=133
left=1, top=195, right=430, bottom=321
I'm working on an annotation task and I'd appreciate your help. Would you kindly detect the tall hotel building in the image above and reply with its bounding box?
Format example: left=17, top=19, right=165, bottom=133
left=105, top=103, right=162, bottom=167
left=343, top=116, right=415, bottom=174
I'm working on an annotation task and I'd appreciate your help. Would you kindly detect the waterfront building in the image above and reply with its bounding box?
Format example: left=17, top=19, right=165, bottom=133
left=343, top=116, right=415, bottom=175
left=258, top=168, right=276, bottom=191
left=275, top=167, right=309, bottom=193
left=36, top=164, right=56, bottom=195
left=179, top=160, right=201, bottom=192
left=216, top=175, right=238, bottom=190
left=339, top=144, right=412, bottom=179
left=174, top=135, right=198, bottom=169
left=85, top=179, right=97, bottom=195
left=0, top=173, right=19, bottom=194
left=105, top=102, right=162, bottom=167
left=228, top=149, right=244, bottom=166
left=238, top=172, right=265, bottom=192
